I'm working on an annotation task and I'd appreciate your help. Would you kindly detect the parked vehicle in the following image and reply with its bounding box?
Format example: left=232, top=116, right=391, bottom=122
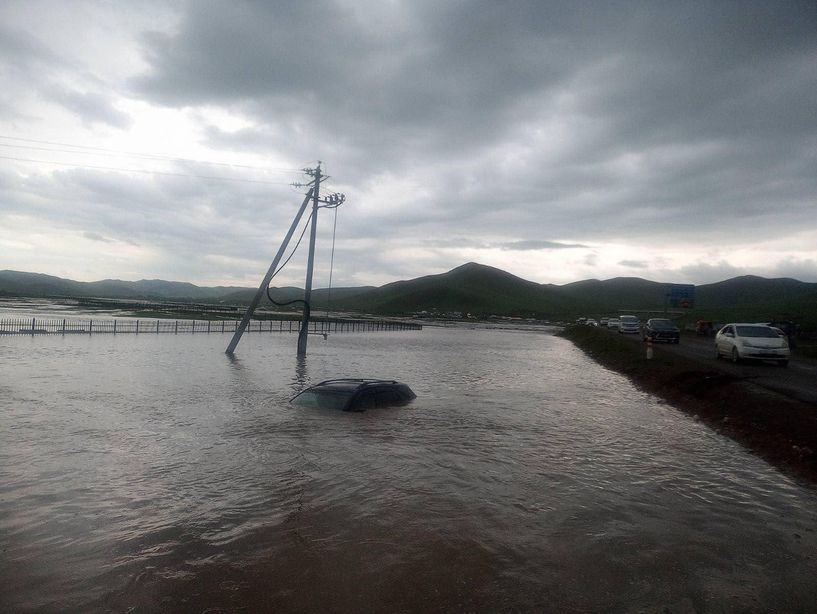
left=607, top=318, right=620, bottom=330
left=586, top=319, right=598, bottom=327
left=618, top=315, right=640, bottom=334
left=643, top=318, right=680, bottom=343
left=714, top=324, right=790, bottom=366
left=599, top=318, right=609, bottom=328
left=291, top=379, right=417, bottom=411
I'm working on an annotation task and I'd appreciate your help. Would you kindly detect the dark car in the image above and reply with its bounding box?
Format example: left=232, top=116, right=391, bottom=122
left=290, top=379, right=416, bottom=412
left=643, top=318, right=680, bottom=343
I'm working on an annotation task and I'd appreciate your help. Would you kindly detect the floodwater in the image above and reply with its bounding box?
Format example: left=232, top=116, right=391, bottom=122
left=1, top=326, right=816, bottom=612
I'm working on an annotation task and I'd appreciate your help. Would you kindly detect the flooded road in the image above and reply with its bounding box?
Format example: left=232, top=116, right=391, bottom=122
left=2, top=326, right=816, bottom=612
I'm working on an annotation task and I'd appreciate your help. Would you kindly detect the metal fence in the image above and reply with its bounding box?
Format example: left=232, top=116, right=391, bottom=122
left=0, top=316, right=422, bottom=336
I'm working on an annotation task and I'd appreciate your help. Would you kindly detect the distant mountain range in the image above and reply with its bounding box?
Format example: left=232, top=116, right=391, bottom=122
left=2, top=263, right=816, bottom=323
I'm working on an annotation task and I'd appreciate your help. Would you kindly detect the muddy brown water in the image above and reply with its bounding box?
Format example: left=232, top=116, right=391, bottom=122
left=2, top=326, right=816, bottom=612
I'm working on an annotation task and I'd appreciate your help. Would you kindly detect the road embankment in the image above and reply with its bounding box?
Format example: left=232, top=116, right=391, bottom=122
left=560, top=325, right=817, bottom=485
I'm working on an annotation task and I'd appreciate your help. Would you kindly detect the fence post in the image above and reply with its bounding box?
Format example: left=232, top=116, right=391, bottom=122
left=157, top=319, right=160, bottom=334
left=136, top=320, right=139, bottom=334
left=221, top=320, right=225, bottom=333
left=113, top=319, right=117, bottom=335
left=174, top=321, right=178, bottom=335
left=192, top=320, right=195, bottom=334
left=207, top=320, right=211, bottom=334
left=62, top=318, right=66, bottom=335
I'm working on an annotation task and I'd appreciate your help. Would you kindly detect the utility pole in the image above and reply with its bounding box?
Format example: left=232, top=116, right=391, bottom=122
left=225, top=162, right=343, bottom=357
left=297, top=163, right=321, bottom=356
left=226, top=188, right=314, bottom=355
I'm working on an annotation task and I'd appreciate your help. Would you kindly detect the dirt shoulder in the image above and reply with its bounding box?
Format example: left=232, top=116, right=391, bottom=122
left=560, top=325, right=817, bottom=486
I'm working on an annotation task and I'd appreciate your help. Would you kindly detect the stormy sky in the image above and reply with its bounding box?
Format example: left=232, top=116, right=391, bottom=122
left=1, top=1, right=815, bottom=288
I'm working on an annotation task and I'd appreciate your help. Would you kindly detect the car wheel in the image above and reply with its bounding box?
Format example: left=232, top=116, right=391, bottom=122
left=778, top=360, right=789, bottom=367
left=731, top=348, right=741, bottom=364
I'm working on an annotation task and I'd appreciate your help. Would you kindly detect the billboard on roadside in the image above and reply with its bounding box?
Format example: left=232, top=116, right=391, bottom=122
left=669, top=284, right=695, bottom=308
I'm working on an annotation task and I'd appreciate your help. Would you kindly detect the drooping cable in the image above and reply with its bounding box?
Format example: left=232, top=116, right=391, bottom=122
left=265, top=209, right=314, bottom=316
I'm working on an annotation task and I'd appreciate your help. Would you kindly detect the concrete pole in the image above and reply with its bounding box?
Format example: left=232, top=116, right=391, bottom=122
left=297, top=164, right=321, bottom=356
left=225, top=188, right=314, bottom=355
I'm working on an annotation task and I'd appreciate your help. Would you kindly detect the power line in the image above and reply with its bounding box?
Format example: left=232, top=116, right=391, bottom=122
left=0, top=154, right=295, bottom=186
left=0, top=135, right=302, bottom=173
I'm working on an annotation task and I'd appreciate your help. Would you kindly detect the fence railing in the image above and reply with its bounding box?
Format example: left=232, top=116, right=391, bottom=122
left=0, top=316, right=422, bottom=336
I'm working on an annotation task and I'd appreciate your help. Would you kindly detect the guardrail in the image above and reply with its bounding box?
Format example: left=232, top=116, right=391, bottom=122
left=0, top=316, right=422, bottom=335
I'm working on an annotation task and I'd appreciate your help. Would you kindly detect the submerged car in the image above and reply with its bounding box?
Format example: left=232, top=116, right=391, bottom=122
left=643, top=318, right=680, bottom=343
left=618, top=315, right=641, bottom=334
left=714, top=323, right=790, bottom=366
left=290, top=379, right=417, bottom=412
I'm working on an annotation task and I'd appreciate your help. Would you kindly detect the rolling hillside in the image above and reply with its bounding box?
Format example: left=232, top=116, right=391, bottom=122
left=0, top=270, right=371, bottom=306
left=331, top=263, right=576, bottom=315
left=2, top=265, right=816, bottom=324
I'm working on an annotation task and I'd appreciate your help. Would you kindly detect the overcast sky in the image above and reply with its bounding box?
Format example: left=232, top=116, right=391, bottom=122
left=1, top=1, right=815, bottom=289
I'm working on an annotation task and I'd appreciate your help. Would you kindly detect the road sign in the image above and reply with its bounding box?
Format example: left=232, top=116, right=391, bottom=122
left=669, top=284, right=695, bottom=309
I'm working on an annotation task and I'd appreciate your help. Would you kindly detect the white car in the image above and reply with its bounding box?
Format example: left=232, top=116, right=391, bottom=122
left=618, top=315, right=641, bottom=334
left=714, top=323, right=790, bottom=366
left=607, top=318, right=620, bottom=330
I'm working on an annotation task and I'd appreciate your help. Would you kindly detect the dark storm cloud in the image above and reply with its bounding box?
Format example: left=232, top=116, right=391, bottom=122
left=130, top=0, right=817, bottom=251
left=83, top=231, right=113, bottom=243
left=0, top=21, right=133, bottom=128
left=42, top=84, right=132, bottom=128
left=619, top=260, right=648, bottom=269
left=0, top=22, right=62, bottom=70
left=498, top=240, right=587, bottom=251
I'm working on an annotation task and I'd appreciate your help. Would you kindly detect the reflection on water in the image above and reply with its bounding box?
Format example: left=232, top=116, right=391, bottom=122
left=1, top=327, right=816, bottom=612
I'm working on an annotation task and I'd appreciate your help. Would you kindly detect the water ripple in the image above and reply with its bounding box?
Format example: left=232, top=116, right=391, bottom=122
left=1, top=328, right=816, bottom=611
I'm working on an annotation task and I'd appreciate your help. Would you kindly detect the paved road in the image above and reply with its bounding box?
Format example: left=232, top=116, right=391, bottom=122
left=608, top=328, right=817, bottom=405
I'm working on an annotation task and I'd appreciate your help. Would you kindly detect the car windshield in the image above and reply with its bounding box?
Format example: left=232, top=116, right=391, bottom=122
left=735, top=326, right=779, bottom=338
left=292, top=389, right=354, bottom=410
left=650, top=320, right=675, bottom=329
left=620, top=316, right=638, bottom=322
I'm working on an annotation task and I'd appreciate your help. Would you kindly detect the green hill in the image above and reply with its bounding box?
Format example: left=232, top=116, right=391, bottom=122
left=2, top=265, right=816, bottom=326
left=332, top=263, right=575, bottom=316
left=0, top=270, right=370, bottom=305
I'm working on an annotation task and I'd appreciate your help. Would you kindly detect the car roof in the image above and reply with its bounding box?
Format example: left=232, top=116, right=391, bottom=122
left=726, top=323, right=774, bottom=327
left=308, top=378, right=404, bottom=392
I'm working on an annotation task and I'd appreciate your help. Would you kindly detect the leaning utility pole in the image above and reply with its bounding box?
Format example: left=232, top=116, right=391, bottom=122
left=225, top=187, right=314, bottom=355
left=297, top=164, right=321, bottom=356
left=225, top=163, right=344, bottom=357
